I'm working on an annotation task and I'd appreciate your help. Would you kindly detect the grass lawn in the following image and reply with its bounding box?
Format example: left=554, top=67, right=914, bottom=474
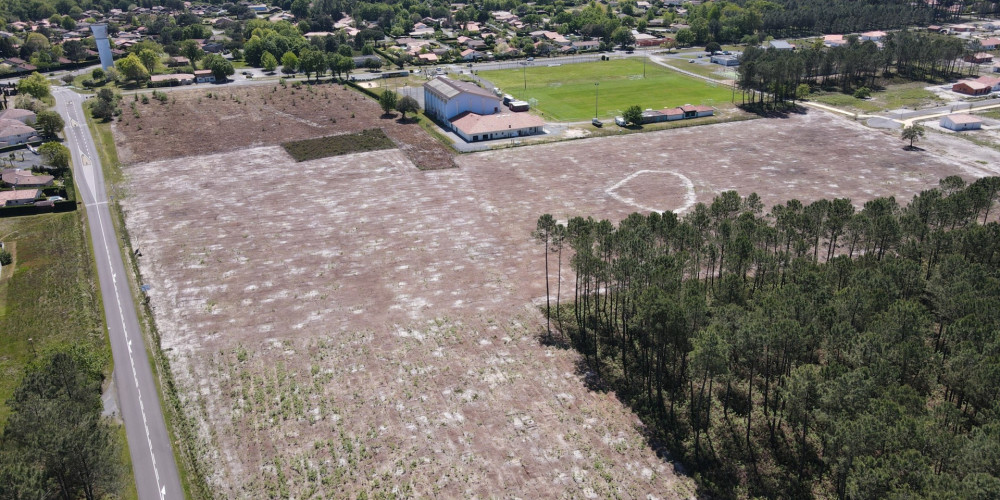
left=809, top=82, right=945, bottom=114
left=480, top=59, right=734, bottom=121
left=0, top=212, right=107, bottom=429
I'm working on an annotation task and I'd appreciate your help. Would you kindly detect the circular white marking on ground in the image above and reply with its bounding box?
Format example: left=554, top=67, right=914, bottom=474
left=606, top=169, right=697, bottom=214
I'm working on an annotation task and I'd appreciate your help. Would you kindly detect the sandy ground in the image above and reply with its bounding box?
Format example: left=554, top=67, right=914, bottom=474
left=119, top=108, right=996, bottom=498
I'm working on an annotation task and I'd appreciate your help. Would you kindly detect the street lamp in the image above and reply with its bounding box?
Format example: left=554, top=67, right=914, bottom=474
left=522, top=62, right=527, bottom=91
left=594, top=82, right=599, bottom=119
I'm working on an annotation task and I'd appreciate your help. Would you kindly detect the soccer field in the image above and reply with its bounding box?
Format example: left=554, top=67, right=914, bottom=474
left=480, top=59, right=734, bottom=122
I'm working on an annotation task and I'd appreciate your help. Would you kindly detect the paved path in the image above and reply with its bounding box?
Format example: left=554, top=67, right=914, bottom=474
left=53, top=87, right=182, bottom=500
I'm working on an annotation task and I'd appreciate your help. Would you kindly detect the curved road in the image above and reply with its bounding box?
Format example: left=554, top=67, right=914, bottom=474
left=53, top=87, right=181, bottom=500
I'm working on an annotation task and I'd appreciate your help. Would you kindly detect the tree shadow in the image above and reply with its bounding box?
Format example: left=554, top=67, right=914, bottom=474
left=903, top=145, right=925, bottom=151
left=380, top=112, right=397, bottom=119
left=395, top=116, right=417, bottom=124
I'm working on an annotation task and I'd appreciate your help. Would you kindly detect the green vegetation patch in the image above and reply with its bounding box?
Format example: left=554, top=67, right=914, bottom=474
left=810, top=83, right=945, bottom=114
left=480, top=59, right=733, bottom=121
left=282, top=129, right=396, bottom=162
left=0, top=212, right=107, bottom=430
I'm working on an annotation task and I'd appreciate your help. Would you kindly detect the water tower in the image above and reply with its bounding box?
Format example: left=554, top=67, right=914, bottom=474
left=90, top=24, right=114, bottom=70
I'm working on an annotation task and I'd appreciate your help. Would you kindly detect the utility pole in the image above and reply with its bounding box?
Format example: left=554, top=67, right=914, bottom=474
left=595, top=82, right=599, bottom=118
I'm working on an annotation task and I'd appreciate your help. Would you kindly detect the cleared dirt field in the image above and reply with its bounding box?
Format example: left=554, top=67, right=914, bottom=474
left=112, top=83, right=455, bottom=169
left=119, top=109, right=996, bottom=498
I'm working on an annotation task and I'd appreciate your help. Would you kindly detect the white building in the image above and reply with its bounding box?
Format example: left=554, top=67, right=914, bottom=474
left=423, top=76, right=502, bottom=123
left=940, top=114, right=983, bottom=131
left=861, top=30, right=887, bottom=42
left=423, top=76, right=545, bottom=143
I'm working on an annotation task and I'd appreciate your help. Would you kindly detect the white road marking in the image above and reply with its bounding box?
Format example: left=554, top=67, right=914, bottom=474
left=606, top=169, right=697, bottom=214
left=74, top=93, right=167, bottom=500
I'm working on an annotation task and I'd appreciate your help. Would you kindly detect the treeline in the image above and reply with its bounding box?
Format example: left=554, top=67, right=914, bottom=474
left=759, top=0, right=935, bottom=38
left=0, top=346, right=125, bottom=499
left=534, top=176, right=1000, bottom=498
left=737, top=31, right=969, bottom=108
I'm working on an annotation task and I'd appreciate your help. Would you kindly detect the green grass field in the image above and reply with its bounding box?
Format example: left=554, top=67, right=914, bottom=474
left=480, top=59, right=734, bottom=121
left=0, top=212, right=108, bottom=429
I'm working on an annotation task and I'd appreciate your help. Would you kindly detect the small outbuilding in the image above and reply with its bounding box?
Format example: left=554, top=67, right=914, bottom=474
left=940, top=114, right=983, bottom=131
left=710, top=54, right=740, bottom=66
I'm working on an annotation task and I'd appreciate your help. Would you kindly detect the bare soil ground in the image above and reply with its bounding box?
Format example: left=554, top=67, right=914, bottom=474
left=112, top=83, right=455, bottom=169
left=118, top=108, right=995, bottom=499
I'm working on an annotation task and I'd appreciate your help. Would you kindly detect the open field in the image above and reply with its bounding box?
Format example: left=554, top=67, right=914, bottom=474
left=480, top=59, right=734, bottom=121
left=809, top=81, right=946, bottom=113
left=116, top=108, right=1000, bottom=498
left=0, top=213, right=107, bottom=428
left=111, top=83, right=455, bottom=169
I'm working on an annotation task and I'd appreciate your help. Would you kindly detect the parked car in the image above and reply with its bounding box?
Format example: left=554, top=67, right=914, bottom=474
left=592, top=118, right=603, bottom=127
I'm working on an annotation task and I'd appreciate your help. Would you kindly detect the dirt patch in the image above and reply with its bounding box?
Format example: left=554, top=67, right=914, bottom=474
left=111, top=83, right=455, bottom=169
left=119, top=108, right=993, bottom=498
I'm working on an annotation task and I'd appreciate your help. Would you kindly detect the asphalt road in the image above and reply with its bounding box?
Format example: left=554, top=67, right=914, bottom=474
left=53, top=87, right=182, bottom=500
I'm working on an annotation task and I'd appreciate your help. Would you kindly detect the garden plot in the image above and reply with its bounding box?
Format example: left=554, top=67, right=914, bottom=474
left=120, top=109, right=991, bottom=498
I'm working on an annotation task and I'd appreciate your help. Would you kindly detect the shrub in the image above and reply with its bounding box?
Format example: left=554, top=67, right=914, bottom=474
left=0, top=248, right=12, bottom=265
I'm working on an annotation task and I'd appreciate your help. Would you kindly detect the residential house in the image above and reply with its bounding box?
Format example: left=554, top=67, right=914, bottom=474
left=167, top=56, right=190, bottom=67
left=953, top=79, right=991, bottom=95
left=1, top=169, right=53, bottom=187
left=966, top=52, right=994, bottom=63
left=0, top=119, right=36, bottom=147
left=767, top=40, right=794, bottom=50
left=940, top=114, right=983, bottom=131
left=460, top=48, right=483, bottom=61
left=150, top=73, right=194, bottom=85
left=572, top=40, right=601, bottom=52
left=979, top=37, right=1000, bottom=50
left=0, top=189, right=41, bottom=206
left=0, top=108, right=36, bottom=125
left=823, top=34, right=846, bottom=47
left=861, top=30, right=887, bottom=41
left=974, top=75, right=1000, bottom=90
left=194, top=69, right=216, bottom=83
